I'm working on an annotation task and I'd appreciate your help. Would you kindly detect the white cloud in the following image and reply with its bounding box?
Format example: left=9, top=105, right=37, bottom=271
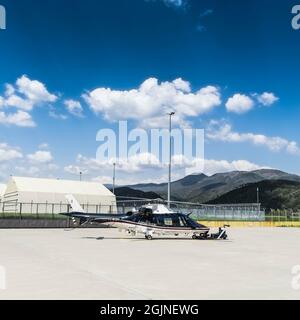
left=203, top=159, right=268, bottom=176
left=0, top=96, right=4, bottom=108
left=207, top=120, right=300, bottom=155
left=185, top=158, right=268, bottom=176
left=0, top=142, right=59, bottom=181
left=15, top=165, right=40, bottom=176
left=64, top=165, right=88, bottom=176
left=64, top=99, right=84, bottom=117
left=256, top=92, right=279, bottom=106
left=196, top=9, right=214, bottom=32
left=0, top=143, right=23, bottom=162
left=156, top=0, right=186, bottom=8
left=166, top=155, right=267, bottom=176
left=47, top=163, right=59, bottom=171
left=147, top=0, right=187, bottom=8
left=225, top=92, right=278, bottom=114
left=200, top=9, right=214, bottom=17
left=5, top=84, right=15, bottom=96
left=16, top=75, right=57, bottom=105
left=92, top=173, right=174, bottom=186
left=27, top=151, right=53, bottom=164
left=64, top=153, right=170, bottom=185
left=0, top=164, right=9, bottom=181
left=15, top=163, right=59, bottom=177
left=91, top=176, right=114, bottom=185
left=196, top=25, right=206, bottom=32
left=49, top=108, right=68, bottom=120
left=0, top=75, right=58, bottom=127
left=70, top=152, right=164, bottom=175
left=5, top=94, right=34, bottom=111
left=83, top=78, right=221, bottom=128
left=139, top=113, right=191, bottom=129
left=64, top=149, right=270, bottom=185
left=165, top=0, right=183, bottom=6
left=0, top=110, right=36, bottom=127
left=225, top=94, right=254, bottom=114
left=79, top=157, right=267, bottom=185
left=4, top=75, right=57, bottom=111
left=38, top=143, right=49, bottom=150
left=172, top=78, right=191, bottom=92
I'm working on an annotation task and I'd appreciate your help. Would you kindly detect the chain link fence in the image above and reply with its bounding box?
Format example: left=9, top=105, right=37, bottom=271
left=0, top=197, right=299, bottom=222
left=0, top=200, right=117, bottom=219
left=116, top=198, right=266, bottom=221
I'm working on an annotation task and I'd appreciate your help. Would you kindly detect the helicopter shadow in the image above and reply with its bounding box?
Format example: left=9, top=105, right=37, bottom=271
left=81, top=236, right=234, bottom=242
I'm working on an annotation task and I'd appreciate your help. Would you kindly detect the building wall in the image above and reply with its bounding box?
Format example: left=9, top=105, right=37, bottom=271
left=17, top=191, right=115, bottom=206
left=16, top=193, right=116, bottom=214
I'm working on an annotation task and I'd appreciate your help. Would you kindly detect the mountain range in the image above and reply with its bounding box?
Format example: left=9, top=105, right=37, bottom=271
left=113, top=187, right=161, bottom=200
left=123, top=169, right=300, bottom=207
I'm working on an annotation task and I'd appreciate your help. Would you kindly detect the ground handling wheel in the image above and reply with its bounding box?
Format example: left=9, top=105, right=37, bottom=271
left=145, top=235, right=153, bottom=240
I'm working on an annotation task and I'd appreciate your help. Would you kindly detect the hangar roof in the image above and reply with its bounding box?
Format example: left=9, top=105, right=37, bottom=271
left=9, top=177, right=114, bottom=197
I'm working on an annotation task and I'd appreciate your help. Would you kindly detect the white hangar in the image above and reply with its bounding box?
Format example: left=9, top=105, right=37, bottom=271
left=1, top=176, right=116, bottom=214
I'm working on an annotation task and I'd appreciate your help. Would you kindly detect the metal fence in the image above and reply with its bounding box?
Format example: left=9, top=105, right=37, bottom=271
left=116, top=198, right=266, bottom=221
left=1, top=197, right=299, bottom=222
left=0, top=200, right=117, bottom=219
left=118, top=199, right=300, bottom=222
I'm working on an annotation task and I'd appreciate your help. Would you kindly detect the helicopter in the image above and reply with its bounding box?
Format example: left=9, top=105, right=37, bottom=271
left=62, top=194, right=228, bottom=240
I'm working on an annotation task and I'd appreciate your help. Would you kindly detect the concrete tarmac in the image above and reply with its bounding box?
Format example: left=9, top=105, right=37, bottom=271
left=0, top=227, right=299, bottom=300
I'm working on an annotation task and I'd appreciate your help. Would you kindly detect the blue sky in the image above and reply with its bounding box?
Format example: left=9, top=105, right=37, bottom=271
left=0, top=0, right=299, bottom=185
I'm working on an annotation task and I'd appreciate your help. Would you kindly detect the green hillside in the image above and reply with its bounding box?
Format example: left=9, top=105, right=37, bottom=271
left=207, top=180, right=300, bottom=212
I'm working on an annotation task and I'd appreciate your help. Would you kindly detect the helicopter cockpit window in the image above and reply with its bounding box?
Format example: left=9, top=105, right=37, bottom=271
left=178, top=216, right=188, bottom=227
left=155, top=215, right=164, bottom=226
left=139, top=207, right=153, bottom=215
left=184, top=216, right=201, bottom=228
left=134, top=213, right=153, bottom=225
left=171, top=216, right=181, bottom=227
left=169, top=215, right=188, bottom=227
left=153, top=215, right=188, bottom=227
left=164, top=217, right=173, bottom=226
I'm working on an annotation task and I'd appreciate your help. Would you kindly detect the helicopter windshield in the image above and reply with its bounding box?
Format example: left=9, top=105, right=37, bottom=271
left=127, top=213, right=206, bottom=229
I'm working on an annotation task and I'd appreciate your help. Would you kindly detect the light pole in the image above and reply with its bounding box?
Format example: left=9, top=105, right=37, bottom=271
left=112, top=163, right=116, bottom=195
left=168, top=112, right=175, bottom=208
left=79, top=171, right=82, bottom=182
left=256, top=186, right=261, bottom=216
